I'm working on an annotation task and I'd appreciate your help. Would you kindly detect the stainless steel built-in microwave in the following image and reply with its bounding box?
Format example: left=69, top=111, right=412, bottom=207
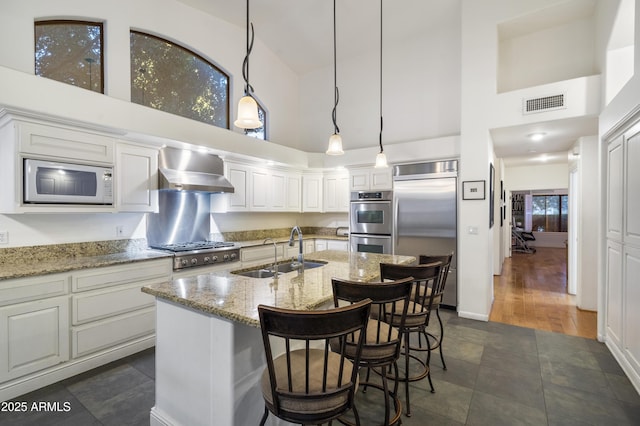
left=23, top=158, right=114, bottom=205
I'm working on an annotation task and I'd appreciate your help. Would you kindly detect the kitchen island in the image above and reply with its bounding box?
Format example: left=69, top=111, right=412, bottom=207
left=142, top=250, right=415, bottom=426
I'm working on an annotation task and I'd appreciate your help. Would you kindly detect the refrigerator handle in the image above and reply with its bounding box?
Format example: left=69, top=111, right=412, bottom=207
left=393, top=197, right=399, bottom=252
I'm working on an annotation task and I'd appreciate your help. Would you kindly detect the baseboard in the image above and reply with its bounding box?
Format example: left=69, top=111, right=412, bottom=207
left=457, top=311, right=489, bottom=321
left=605, top=339, right=640, bottom=397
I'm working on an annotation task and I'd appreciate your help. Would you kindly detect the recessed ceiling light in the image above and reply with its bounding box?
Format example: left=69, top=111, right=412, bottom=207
left=528, top=132, right=546, bottom=141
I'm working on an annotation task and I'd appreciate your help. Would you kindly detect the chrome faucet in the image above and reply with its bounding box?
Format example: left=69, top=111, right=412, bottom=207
left=263, top=238, right=278, bottom=275
left=288, top=226, right=304, bottom=264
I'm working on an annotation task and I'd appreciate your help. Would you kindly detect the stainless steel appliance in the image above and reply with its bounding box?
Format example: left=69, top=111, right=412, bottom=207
left=150, top=240, right=239, bottom=271
left=23, top=158, right=113, bottom=205
left=349, top=191, right=392, bottom=254
left=393, top=160, right=458, bottom=308
left=147, top=147, right=238, bottom=272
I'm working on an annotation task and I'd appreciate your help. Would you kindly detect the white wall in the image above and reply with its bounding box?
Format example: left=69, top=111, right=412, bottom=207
left=298, top=3, right=461, bottom=154
left=498, top=15, right=597, bottom=92
left=505, top=163, right=569, bottom=191
left=0, top=0, right=303, bottom=158
left=0, top=213, right=147, bottom=247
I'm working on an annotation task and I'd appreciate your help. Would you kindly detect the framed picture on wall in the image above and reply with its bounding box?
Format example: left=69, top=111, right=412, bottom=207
left=462, top=180, right=485, bottom=200
left=489, top=163, right=495, bottom=228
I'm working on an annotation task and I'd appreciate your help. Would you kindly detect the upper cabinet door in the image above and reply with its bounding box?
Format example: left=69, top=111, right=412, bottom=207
left=302, top=173, right=323, bottom=212
left=348, top=167, right=392, bottom=192
left=116, top=143, right=158, bottom=212
left=225, top=162, right=250, bottom=211
left=18, top=121, right=114, bottom=164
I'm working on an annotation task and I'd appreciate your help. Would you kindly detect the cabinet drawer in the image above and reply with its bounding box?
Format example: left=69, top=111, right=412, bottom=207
left=0, top=296, right=70, bottom=382
left=72, top=259, right=172, bottom=292
left=72, top=282, right=156, bottom=325
left=0, top=273, right=70, bottom=307
left=18, top=121, right=114, bottom=164
left=72, top=307, right=155, bottom=358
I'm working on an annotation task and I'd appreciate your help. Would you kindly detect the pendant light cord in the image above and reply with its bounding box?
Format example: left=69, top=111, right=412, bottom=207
left=242, top=0, right=255, bottom=96
left=378, top=0, right=384, bottom=154
left=331, top=0, right=340, bottom=135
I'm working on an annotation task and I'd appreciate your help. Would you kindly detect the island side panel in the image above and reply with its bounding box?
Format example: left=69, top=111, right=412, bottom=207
left=152, top=299, right=234, bottom=426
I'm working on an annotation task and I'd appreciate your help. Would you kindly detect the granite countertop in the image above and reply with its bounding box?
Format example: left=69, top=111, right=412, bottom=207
left=0, top=249, right=172, bottom=281
left=0, top=233, right=347, bottom=282
left=142, top=250, right=415, bottom=328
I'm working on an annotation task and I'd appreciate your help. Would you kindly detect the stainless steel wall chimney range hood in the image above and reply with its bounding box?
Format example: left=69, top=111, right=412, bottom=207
left=158, top=146, right=234, bottom=193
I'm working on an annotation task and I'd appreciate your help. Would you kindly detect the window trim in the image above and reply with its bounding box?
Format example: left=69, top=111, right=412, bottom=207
left=34, top=19, right=105, bottom=93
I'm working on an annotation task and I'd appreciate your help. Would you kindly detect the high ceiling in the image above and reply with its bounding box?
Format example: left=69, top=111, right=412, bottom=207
left=176, top=0, right=605, bottom=164
left=176, top=0, right=460, bottom=74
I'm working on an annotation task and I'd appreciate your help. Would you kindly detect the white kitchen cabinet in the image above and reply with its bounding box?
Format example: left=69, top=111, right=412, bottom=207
left=240, top=244, right=284, bottom=265
left=286, top=173, right=302, bottom=212
left=225, top=160, right=301, bottom=212
left=304, top=240, right=315, bottom=254
left=349, top=166, right=393, bottom=191
left=315, top=239, right=349, bottom=252
left=17, top=120, right=114, bottom=164
left=225, top=162, right=250, bottom=211
left=69, top=259, right=170, bottom=358
left=324, top=172, right=349, bottom=212
left=250, top=167, right=270, bottom=211
left=0, top=296, right=70, bottom=383
left=270, top=170, right=287, bottom=211
left=0, top=113, right=117, bottom=213
left=116, top=142, right=158, bottom=212
left=302, top=173, right=323, bottom=212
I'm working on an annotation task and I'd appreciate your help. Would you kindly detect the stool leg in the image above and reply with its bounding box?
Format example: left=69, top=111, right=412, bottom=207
left=403, top=330, right=412, bottom=417
left=436, top=307, right=447, bottom=370
left=259, top=406, right=268, bottom=426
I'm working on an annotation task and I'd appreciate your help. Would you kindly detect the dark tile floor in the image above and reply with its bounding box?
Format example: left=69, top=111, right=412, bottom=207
left=2, top=309, right=639, bottom=425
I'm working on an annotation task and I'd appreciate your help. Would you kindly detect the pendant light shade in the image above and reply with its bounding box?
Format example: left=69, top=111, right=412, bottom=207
left=234, top=95, right=261, bottom=129
left=235, top=0, right=263, bottom=130
left=374, top=0, right=388, bottom=168
left=326, top=0, right=344, bottom=155
left=326, top=133, right=344, bottom=155
left=375, top=151, right=388, bottom=168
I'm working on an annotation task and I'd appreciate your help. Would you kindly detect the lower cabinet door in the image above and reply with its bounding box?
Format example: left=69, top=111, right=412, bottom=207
left=71, top=307, right=155, bottom=358
left=0, top=296, right=70, bottom=382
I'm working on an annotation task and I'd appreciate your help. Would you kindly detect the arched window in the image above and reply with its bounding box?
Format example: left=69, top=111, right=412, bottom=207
left=35, top=20, right=104, bottom=93
left=130, top=31, right=229, bottom=129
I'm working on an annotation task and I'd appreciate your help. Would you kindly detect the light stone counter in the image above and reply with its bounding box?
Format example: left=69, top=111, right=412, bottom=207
left=144, top=250, right=415, bottom=426
left=142, top=250, right=414, bottom=327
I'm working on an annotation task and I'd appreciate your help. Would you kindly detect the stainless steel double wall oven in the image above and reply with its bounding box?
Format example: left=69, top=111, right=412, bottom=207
left=349, top=191, right=393, bottom=254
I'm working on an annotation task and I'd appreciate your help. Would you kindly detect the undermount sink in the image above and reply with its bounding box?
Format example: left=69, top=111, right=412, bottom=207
left=232, top=260, right=327, bottom=278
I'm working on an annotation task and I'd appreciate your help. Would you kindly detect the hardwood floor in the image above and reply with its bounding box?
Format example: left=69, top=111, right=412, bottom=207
left=490, top=247, right=597, bottom=339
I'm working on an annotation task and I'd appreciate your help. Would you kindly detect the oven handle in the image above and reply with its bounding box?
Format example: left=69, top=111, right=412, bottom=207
left=350, top=233, right=392, bottom=239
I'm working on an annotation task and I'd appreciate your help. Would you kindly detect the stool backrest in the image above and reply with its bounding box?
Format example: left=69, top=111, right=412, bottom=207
left=258, top=299, right=371, bottom=424
left=419, top=252, right=453, bottom=293
left=331, top=277, right=413, bottom=363
left=379, top=262, right=443, bottom=325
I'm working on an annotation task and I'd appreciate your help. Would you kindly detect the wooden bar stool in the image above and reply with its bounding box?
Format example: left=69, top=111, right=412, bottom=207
left=331, top=276, right=413, bottom=426
left=258, top=299, right=371, bottom=426
left=419, top=252, right=454, bottom=370
left=379, top=261, right=444, bottom=417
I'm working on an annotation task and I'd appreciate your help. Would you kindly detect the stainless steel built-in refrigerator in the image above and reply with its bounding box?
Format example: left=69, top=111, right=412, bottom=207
left=393, top=160, right=458, bottom=308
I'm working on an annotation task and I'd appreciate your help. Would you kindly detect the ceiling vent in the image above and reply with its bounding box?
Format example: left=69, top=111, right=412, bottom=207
left=523, top=94, right=565, bottom=115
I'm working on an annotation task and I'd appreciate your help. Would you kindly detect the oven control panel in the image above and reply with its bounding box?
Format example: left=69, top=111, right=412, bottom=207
left=173, top=248, right=240, bottom=271
left=351, top=190, right=392, bottom=201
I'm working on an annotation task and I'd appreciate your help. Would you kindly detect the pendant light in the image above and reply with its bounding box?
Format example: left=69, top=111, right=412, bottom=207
left=374, top=0, right=388, bottom=168
left=326, top=0, right=344, bottom=155
left=234, top=0, right=262, bottom=130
